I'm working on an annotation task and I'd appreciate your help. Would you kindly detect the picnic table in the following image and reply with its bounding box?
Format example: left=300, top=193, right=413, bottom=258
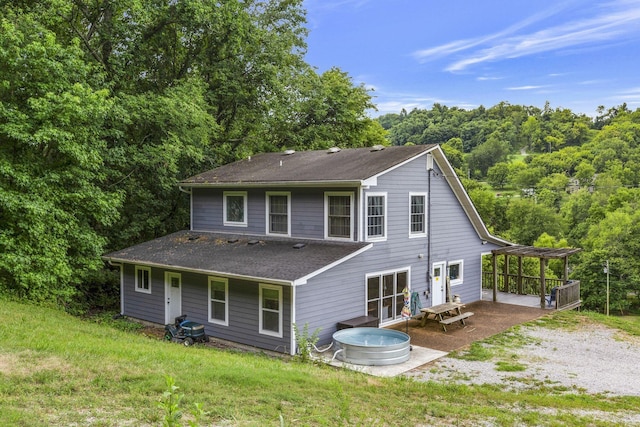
left=420, top=302, right=474, bottom=331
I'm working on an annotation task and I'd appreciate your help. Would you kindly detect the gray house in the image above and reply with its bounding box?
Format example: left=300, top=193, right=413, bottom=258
left=103, top=144, right=508, bottom=354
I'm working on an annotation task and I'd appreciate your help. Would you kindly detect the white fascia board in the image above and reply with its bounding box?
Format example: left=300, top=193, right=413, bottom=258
left=180, top=180, right=363, bottom=189
left=292, top=243, right=373, bottom=286
left=101, top=257, right=294, bottom=287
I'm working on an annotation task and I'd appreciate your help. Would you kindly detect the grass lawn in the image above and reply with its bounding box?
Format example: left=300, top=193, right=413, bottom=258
left=1, top=299, right=638, bottom=426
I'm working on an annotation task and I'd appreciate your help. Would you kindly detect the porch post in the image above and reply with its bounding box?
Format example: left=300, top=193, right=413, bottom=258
left=517, top=256, right=523, bottom=294
left=492, top=252, right=498, bottom=302
left=539, top=258, right=546, bottom=309
left=563, top=256, right=569, bottom=284
left=503, top=254, right=509, bottom=293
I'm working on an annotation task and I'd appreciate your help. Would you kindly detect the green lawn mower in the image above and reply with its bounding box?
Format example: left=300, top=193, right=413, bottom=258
left=164, top=314, right=209, bottom=346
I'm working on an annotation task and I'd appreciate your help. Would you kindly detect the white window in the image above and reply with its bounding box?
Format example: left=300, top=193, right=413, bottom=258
left=135, top=266, right=151, bottom=294
left=325, top=192, right=354, bottom=240
left=208, top=277, right=228, bottom=325
left=448, top=260, right=464, bottom=286
left=366, top=269, right=409, bottom=323
left=223, top=191, right=247, bottom=226
left=409, top=193, right=427, bottom=237
left=366, top=193, right=386, bottom=241
left=266, top=192, right=290, bottom=236
left=259, top=284, right=282, bottom=337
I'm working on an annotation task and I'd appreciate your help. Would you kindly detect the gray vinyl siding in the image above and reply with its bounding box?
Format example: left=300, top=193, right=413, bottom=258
left=295, top=155, right=495, bottom=346
left=191, top=186, right=359, bottom=240
left=121, top=264, right=165, bottom=324
left=121, top=263, right=292, bottom=353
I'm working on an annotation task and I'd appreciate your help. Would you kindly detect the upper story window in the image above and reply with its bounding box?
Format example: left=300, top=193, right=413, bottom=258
left=409, top=193, right=427, bottom=237
left=135, top=265, right=151, bottom=294
left=325, top=192, right=354, bottom=240
left=223, top=191, right=247, bottom=227
left=366, top=193, right=386, bottom=241
left=266, top=192, right=290, bottom=236
left=448, top=260, right=464, bottom=286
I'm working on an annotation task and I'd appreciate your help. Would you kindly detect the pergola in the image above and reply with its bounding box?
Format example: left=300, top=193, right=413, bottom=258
left=490, top=246, right=582, bottom=309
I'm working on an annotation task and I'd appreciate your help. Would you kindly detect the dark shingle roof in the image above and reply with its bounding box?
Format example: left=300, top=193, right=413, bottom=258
left=103, top=231, right=371, bottom=283
left=181, top=145, right=436, bottom=185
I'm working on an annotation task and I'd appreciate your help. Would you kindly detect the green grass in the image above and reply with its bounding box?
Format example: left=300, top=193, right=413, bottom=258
left=1, top=300, right=639, bottom=426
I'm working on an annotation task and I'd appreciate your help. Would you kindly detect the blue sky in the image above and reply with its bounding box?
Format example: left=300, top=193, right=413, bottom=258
left=303, top=0, right=640, bottom=117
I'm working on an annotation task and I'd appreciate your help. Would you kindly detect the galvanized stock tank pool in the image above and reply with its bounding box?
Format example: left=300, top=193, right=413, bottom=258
left=332, top=328, right=411, bottom=366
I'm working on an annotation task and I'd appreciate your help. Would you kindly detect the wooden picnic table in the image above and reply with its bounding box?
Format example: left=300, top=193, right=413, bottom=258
left=420, top=302, right=474, bottom=331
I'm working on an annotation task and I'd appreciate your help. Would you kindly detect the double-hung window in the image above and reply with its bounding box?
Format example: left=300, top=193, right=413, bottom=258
left=208, top=277, right=228, bottom=326
left=223, top=191, right=247, bottom=227
left=259, top=284, right=282, bottom=337
left=409, top=193, right=427, bottom=237
left=325, top=192, right=353, bottom=240
left=266, top=192, right=290, bottom=236
left=135, top=266, right=151, bottom=294
left=366, top=193, right=386, bottom=241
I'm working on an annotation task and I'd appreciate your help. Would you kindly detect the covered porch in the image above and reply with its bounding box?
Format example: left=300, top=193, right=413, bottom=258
left=485, top=245, right=582, bottom=310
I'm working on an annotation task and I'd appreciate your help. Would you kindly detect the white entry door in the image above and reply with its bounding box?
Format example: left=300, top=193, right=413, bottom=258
left=431, top=262, right=445, bottom=305
left=165, top=272, right=182, bottom=324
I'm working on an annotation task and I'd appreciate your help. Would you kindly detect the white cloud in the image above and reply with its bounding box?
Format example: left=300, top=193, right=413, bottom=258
left=412, top=0, right=640, bottom=72
left=507, top=85, right=546, bottom=91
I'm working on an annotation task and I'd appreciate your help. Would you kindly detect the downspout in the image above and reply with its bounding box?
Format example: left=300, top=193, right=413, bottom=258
left=426, top=154, right=433, bottom=300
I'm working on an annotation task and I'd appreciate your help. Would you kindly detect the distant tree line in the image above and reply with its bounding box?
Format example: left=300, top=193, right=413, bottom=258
left=378, top=103, right=640, bottom=313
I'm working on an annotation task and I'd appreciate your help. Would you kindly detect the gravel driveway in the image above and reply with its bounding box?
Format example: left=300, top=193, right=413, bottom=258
left=407, top=321, right=640, bottom=397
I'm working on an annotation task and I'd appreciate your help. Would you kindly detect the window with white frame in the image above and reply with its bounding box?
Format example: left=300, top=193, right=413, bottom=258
left=325, top=192, right=353, bottom=240
left=208, top=277, right=228, bottom=325
left=223, top=191, right=247, bottom=226
left=448, top=260, right=463, bottom=286
left=366, top=269, right=409, bottom=323
left=259, top=284, right=282, bottom=337
left=266, top=192, right=290, bottom=235
left=366, top=193, right=386, bottom=240
left=409, top=193, right=427, bottom=237
left=135, top=266, right=151, bottom=294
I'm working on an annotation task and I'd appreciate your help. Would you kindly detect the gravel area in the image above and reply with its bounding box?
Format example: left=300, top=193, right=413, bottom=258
left=407, top=322, right=640, bottom=397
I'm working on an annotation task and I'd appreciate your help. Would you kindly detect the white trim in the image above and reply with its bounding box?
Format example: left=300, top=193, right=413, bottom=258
left=259, top=283, right=283, bottom=338
left=448, top=259, right=464, bottom=286
left=292, top=243, right=373, bottom=286
left=290, top=285, right=296, bottom=356
left=223, top=191, right=248, bottom=227
left=208, top=276, right=229, bottom=326
left=365, top=192, right=387, bottom=242
left=408, top=192, right=428, bottom=238
left=265, top=191, right=291, bottom=237
left=134, top=265, right=152, bottom=294
left=324, top=191, right=354, bottom=241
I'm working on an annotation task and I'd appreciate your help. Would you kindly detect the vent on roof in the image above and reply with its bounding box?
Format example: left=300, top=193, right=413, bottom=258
left=371, top=145, right=385, bottom=152
left=292, top=243, right=306, bottom=249
left=187, top=235, right=200, bottom=241
left=247, top=239, right=260, bottom=245
left=328, top=147, right=341, bottom=153
left=227, top=238, right=239, bottom=244
left=283, top=149, right=295, bottom=155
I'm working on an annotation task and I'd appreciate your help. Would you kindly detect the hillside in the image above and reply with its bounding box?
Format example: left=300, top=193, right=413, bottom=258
left=1, top=298, right=639, bottom=426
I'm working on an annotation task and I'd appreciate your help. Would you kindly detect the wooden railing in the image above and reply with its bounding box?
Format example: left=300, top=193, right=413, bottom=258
left=555, top=280, right=581, bottom=311
left=482, top=273, right=581, bottom=310
left=482, top=273, right=564, bottom=294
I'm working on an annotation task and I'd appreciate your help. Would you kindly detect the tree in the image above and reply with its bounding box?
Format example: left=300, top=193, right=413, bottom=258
left=505, top=199, right=564, bottom=245
left=486, top=163, right=510, bottom=189
left=0, top=13, right=121, bottom=304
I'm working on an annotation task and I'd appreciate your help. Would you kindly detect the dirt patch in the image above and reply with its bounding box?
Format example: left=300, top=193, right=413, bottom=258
left=389, top=300, right=548, bottom=352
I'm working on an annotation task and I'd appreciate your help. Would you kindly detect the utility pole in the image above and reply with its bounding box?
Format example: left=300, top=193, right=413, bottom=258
left=604, top=260, right=610, bottom=316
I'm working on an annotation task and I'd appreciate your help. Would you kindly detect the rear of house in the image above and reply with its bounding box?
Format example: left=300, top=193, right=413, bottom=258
left=103, top=145, right=507, bottom=354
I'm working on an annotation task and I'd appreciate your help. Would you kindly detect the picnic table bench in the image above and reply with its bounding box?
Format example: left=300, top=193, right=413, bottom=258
left=420, top=302, right=474, bottom=331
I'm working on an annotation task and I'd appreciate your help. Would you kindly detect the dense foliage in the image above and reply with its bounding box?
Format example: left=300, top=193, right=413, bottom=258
left=0, top=0, right=385, bottom=308
left=379, top=103, right=640, bottom=313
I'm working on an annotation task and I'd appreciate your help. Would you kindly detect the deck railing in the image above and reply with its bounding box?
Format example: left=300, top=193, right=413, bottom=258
left=482, top=272, right=564, bottom=294
left=482, top=273, right=581, bottom=310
